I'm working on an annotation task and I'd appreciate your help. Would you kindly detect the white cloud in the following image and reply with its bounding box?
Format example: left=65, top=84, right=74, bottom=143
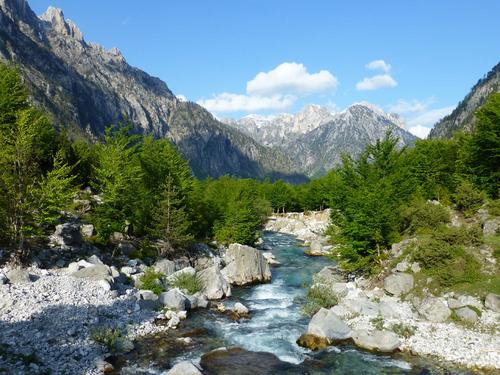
left=197, top=62, right=338, bottom=114
left=408, top=125, right=431, bottom=139
left=356, top=74, right=397, bottom=91
left=247, top=62, right=338, bottom=97
left=407, top=106, right=454, bottom=127
left=366, top=59, right=391, bottom=73
left=389, top=98, right=435, bottom=114
left=176, top=94, right=187, bottom=102
left=197, top=92, right=294, bottom=113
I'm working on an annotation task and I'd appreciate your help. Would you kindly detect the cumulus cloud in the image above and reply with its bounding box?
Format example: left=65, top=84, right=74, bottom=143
left=408, top=125, right=432, bottom=139
left=246, top=62, right=338, bottom=96
left=356, top=74, right=397, bottom=91
left=197, top=62, right=338, bottom=113
left=407, top=106, right=454, bottom=127
left=197, top=92, right=294, bottom=113
left=366, top=59, right=391, bottom=73
left=389, top=98, right=432, bottom=114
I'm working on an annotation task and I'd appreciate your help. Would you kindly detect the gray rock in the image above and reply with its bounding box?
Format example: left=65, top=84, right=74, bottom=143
left=447, top=298, right=465, bottom=309
left=186, top=292, right=209, bottom=309
left=71, top=264, right=113, bottom=283
left=0, top=274, right=7, bottom=284
left=418, top=297, right=451, bottom=322
left=165, top=361, right=203, bottom=375
left=306, top=308, right=351, bottom=341
left=139, top=290, right=158, bottom=300
left=6, top=268, right=31, bottom=284
left=483, top=219, right=499, bottom=236
left=352, top=330, right=401, bottom=353
left=314, top=266, right=343, bottom=284
left=457, top=295, right=482, bottom=310
left=395, top=261, right=409, bottom=272
left=120, top=266, right=136, bottom=276
left=50, top=223, right=82, bottom=247
left=308, top=240, right=325, bottom=255
left=331, top=282, right=349, bottom=298
left=98, top=279, right=112, bottom=291
left=153, top=258, right=176, bottom=277
left=80, top=224, right=95, bottom=237
left=167, top=267, right=196, bottom=282
left=410, top=262, right=421, bottom=273
left=87, top=254, right=103, bottom=265
left=484, top=293, right=500, bottom=312
left=198, top=265, right=231, bottom=300
left=390, top=238, right=417, bottom=258
left=455, top=306, right=478, bottom=323
left=233, top=302, right=249, bottom=315
left=262, top=252, right=280, bottom=265
left=221, top=244, right=271, bottom=286
left=159, top=289, right=188, bottom=311
left=66, top=262, right=80, bottom=273
left=383, top=273, right=414, bottom=296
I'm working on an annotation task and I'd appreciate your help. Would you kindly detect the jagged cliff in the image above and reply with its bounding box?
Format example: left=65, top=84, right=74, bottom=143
left=429, top=62, right=500, bottom=139
left=0, top=0, right=301, bottom=180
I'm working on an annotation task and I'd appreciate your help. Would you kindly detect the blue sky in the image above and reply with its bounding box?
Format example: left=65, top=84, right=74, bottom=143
left=30, top=0, right=500, bottom=137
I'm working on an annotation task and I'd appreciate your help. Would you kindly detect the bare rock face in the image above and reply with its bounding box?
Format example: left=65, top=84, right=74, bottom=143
left=221, top=244, right=271, bottom=286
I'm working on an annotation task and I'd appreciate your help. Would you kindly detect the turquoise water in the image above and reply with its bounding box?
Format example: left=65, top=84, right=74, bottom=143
left=122, top=231, right=477, bottom=374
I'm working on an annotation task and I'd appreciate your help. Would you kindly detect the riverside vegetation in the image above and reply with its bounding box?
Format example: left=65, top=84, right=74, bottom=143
left=0, top=61, right=499, bottom=373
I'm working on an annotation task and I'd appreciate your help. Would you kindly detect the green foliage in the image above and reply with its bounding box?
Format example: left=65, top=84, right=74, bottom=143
left=169, top=272, right=202, bottom=294
left=453, top=180, right=485, bottom=216
left=302, top=283, right=338, bottom=316
left=139, top=268, right=165, bottom=295
left=401, top=199, right=450, bottom=234
left=486, top=199, right=500, bottom=216
left=90, top=327, right=121, bottom=352
left=411, top=239, right=482, bottom=287
left=433, top=225, right=483, bottom=247
left=370, top=315, right=385, bottom=330
left=391, top=323, right=416, bottom=338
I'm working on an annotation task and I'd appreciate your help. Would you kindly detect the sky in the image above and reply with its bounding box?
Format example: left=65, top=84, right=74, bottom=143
left=30, top=0, right=500, bottom=138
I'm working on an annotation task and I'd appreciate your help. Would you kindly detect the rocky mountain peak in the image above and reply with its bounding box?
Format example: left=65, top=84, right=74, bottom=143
left=40, top=6, right=83, bottom=41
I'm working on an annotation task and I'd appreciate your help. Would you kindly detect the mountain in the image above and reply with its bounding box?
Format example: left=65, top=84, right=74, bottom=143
left=223, top=105, right=336, bottom=147
left=0, top=0, right=301, bottom=180
left=429, top=62, right=500, bottom=139
left=225, top=103, right=416, bottom=177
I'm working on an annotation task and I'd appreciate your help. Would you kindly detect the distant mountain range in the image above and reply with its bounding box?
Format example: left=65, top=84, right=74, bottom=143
left=224, top=103, right=416, bottom=177
left=0, top=0, right=301, bottom=181
left=429, top=62, right=500, bottom=138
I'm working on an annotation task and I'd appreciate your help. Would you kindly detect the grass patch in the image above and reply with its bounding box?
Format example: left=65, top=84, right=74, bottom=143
left=169, top=272, right=202, bottom=294
left=302, top=283, right=339, bottom=316
left=370, top=315, right=384, bottom=330
left=391, top=323, right=416, bottom=338
left=139, top=268, right=165, bottom=295
left=90, top=327, right=121, bottom=352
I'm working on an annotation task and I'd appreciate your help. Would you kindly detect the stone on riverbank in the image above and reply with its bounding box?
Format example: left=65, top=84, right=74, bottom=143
left=6, top=268, right=31, bottom=284
left=383, top=273, right=414, bottom=296
left=165, top=361, right=203, bottom=375
left=159, top=289, right=188, bottom=311
left=153, top=258, right=176, bottom=277
left=296, top=333, right=329, bottom=350
left=198, top=265, right=231, bottom=300
left=221, top=244, right=271, bottom=286
left=306, top=308, right=351, bottom=341
left=455, top=306, right=478, bottom=323
left=485, top=293, right=500, bottom=312
left=418, top=296, right=451, bottom=322
left=352, top=329, right=401, bottom=353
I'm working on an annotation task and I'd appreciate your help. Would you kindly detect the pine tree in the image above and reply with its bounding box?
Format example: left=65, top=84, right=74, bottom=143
left=152, top=174, right=193, bottom=256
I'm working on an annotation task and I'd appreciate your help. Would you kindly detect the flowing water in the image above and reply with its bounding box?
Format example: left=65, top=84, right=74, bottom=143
left=118, top=232, right=477, bottom=374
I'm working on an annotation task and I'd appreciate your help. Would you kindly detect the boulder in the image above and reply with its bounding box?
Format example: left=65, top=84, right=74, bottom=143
left=306, top=308, right=351, bottom=341
left=455, top=306, right=478, bottom=323
left=158, top=289, right=188, bottom=311
left=165, top=361, right=203, bottom=375
left=139, top=290, right=158, bottom=301
left=418, top=296, right=451, bottom=322
left=186, top=292, right=209, bottom=309
left=0, top=274, right=7, bottom=284
left=296, top=333, right=329, bottom=350
left=447, top=297, right=465, bottom=309
left=153, top=258, right=176, bottom=277
left=314, top=266, right=343, bottom=284
left=410, top=262, right=421, bottom=273
left=483, top=219, right=499, bottom=236
left=308, top=240, right=325, bottom=256
left=262, top=252, right=280, bottom=266
left=6, top=268, right=31, bottom=284
left=394, top=261, right=409, bottom=272
left=80, top=224, right=95, bottom=237
left=352, top=330, right=401, bottom=353
left=50, top=223, right=82, bottom=247
left=167, top=267, right=196, bottom=282
left=87, top=254, right=103, bottom=265
left=198, top=265, right=231, bottom=300
left=457, top=295, right=482, bottom=310
left=233, top=302, right=249, bottom=315
left=378, top=299, right=413, bottom=320
left=221, top=244, right=271, bottom=286
left=484, top=293, right=500, bottom=312
left=383, top=273, right=414, bottom=296
left=71, top=264, right=113, bottom=283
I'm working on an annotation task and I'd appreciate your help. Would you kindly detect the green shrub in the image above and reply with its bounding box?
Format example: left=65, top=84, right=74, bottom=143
left=391, top=323, right=416, bottom=338
left=433, top=225, right=483, bottom=247
left=130, top=238, right=157, bottom=261
left=402, top=200, right=450, bottom=234
left=169, top=272, right=202, bottom=294
left=411, top=239, right=482, bottom=287
left=90, top=327, right=121, bottom=352
left=302, top=283, right=338, bottom=316
left=370, top=315, right=384, bottom=330
left=486, top=199, right=500, bottom=217
left=453, top=181, right=485, bottom=217
left=139, top=268, right=165, bottom=295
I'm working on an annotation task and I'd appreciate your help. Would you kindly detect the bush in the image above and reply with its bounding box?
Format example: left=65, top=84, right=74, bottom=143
left=454, top=181, right=485, bottom=216
left=486, top=199, right=500, bottom=217
left=391, top=323, right=416, bottom=338
left=402, top=199, right=450, bottom=234
left=370, top=315, right=384, bottom=330
left=90, top=327, right=121, bottom=352
left=433, top=225, right=483, bottom=247
left=411, top=239, right=482, bottom=287
left=169, top=272, right=202, bottom=294
left=139, top=268, right=165, bottom=295
left=302, top=283, right=338, bottom=316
